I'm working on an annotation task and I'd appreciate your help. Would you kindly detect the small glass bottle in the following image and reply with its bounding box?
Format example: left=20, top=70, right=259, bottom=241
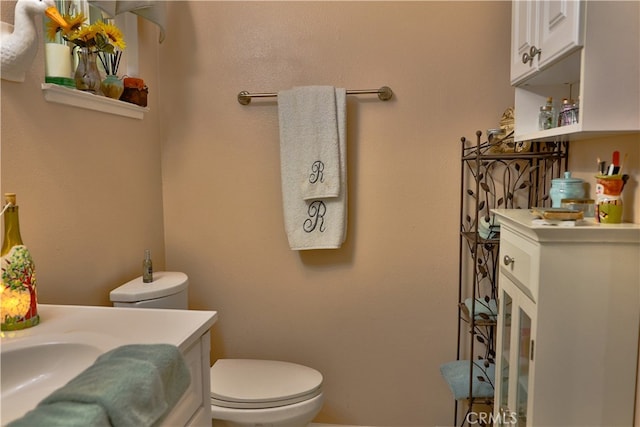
left=558, top=98, right=578, bottom=126
left=1, top=193, right=40, bottom=331
left=538, top=97, right=556, bottom=130
left=558, top=98, right=569, bottom=127
left=143, top=249, right=153, bottom=283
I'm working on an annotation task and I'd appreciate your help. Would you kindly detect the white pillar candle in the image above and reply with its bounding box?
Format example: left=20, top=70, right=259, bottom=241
left=45, top=43, right=72, bottom=78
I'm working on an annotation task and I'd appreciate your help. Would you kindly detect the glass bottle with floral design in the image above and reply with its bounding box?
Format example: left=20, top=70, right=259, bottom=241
left=1, top=194, right=39, bottom=331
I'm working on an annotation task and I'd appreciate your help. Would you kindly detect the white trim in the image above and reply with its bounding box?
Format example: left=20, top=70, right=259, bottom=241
left=41, top=83, right=148, bottom=119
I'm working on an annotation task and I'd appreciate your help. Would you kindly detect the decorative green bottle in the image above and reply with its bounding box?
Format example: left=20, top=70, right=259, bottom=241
left=1, top=193, right=40, bottom=331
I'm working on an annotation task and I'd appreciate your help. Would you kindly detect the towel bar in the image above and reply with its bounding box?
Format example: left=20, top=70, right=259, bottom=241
left=237, top=86, right=393, bottom=105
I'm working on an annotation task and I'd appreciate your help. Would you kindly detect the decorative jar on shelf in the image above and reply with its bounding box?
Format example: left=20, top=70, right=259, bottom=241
left=74, top=47, right=102, bottom=94
left=538, top=97, right=557, bottom=130
left=549, top=171, right=585, bottom=207
left=101, top=74, right=124, bottom=99
left=120, top=77, right=148, bottom=107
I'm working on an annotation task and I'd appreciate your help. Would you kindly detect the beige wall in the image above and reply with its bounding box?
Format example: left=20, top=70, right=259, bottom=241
left=1, top=1, right=638, bottom=426
left=0, top=2, right=165, bottom=305
left=159, top=2, right=513, bottom=424
left=568, top=133, right=639, bottom=223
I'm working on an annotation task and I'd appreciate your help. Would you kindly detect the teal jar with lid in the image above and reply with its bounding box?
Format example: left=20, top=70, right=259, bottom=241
left=550, top=171, right=586, bottom=207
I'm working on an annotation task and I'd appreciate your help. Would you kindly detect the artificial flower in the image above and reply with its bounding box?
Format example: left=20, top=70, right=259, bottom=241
left=46, top=12, right=125, bottom=55
left=98, top=20, right=126, bottom=50
left=47, top=11, right=126, bottom=76
left=46, top=11, right=85, bottom=40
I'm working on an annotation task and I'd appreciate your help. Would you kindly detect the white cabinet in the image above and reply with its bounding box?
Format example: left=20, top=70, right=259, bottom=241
left=492, top=209, right=640, bottom=426
left=161, top=331, right=213, bottom=427
left=511, top=1, right=640, bottom=142
left=0, top=305, right=217, bottom=427
left=511, top=0, right=583, bottom=85
left=510, top=0, right=536, bottom=84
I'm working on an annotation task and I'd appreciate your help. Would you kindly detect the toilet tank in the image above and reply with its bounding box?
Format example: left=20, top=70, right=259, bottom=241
left=109, top=271, right=189, bottom=309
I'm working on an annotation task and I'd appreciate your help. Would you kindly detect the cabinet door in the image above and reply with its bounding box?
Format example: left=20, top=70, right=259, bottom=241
left=510, top=0, right=583, bottom=85
left=494, top=276, right=536, bottom=426
left=510, top=0, right=538, bottom=84
left=495, top=287, right=513, bottom=419
left=537, top=0, right=583, bottom=68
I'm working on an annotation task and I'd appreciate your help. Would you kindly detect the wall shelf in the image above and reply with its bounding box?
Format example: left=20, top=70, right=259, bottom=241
left=41, top=83, right=148, bottom=119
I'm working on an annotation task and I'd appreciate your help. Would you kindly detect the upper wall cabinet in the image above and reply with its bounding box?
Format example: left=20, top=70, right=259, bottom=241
left=511, top=0, right=583, bottom=85
left=511, top=1, right=640, bottom=142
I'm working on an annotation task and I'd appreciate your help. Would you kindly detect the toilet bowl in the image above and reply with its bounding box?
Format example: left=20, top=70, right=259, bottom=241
left=109, top=272, right=324, bottom=427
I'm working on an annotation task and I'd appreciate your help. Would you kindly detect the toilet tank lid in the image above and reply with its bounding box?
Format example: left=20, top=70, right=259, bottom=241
left=109, top=271, right=188, bottom=303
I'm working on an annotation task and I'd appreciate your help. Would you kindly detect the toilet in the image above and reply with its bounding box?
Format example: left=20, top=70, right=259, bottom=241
left=109, top=272, right=324, bottom=427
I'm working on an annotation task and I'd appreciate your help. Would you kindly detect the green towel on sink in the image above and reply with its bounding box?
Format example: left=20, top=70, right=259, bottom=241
left=8, top=344, right=190, bottom=427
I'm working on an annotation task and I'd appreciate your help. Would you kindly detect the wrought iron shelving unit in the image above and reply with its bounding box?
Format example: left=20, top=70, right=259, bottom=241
left=449, top=131, right=568, bottom=425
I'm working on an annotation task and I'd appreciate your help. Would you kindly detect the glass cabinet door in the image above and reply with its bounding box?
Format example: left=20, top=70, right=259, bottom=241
left=498, top=291, right=512, bottom=412
left=495, top=276, right=536, bottom=426
left=516, top=307, right=531, bottom=424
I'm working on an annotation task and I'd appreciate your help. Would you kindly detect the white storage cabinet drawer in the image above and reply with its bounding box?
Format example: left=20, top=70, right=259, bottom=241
left=498, top=228, right=540, bottom=302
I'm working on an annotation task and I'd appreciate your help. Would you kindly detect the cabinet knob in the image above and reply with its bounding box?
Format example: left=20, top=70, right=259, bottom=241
left=522, top=45, right=542, bottom=65
left=503, top=255, right=515, bottom=266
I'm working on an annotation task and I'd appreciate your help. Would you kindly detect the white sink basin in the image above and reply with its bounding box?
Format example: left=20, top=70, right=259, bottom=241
left=0, top=304, right=217, bottom=426
left=0, top=332, right=122, bottom=424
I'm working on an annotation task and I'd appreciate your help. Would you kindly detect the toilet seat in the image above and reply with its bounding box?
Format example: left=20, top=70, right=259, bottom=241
left=210, top=359, right=323, bottom=409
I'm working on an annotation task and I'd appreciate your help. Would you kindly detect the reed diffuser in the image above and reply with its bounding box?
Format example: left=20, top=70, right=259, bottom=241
left=98, top=50, right=122, bottom=76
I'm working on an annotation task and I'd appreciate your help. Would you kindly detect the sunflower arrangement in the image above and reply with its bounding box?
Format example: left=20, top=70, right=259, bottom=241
left=47, top=12, right=126, bottom=75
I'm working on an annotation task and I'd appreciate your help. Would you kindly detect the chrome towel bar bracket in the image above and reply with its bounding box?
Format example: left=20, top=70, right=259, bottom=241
left=237, top=86, right=393, bottom=105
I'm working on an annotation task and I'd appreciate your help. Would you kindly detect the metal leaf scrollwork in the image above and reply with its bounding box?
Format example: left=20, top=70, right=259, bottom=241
left=456, top=131, right=568, bottom=419
left=478, top=263, right=487, bottom=278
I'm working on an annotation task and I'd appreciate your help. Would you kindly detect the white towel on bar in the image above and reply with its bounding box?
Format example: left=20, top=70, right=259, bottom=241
left=278, top=86, right=341, bottom=200
left=278, top=87, right=347, bottom=250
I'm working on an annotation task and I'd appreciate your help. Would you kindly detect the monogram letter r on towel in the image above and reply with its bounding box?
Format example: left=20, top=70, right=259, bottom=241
left=303, top=201, right=326, bottom=233
left=309, top=161, right=325, bottom=184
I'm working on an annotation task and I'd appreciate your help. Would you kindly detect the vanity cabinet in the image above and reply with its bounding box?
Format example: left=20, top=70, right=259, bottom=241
left=510, top=0, right=583, bottom=85
left=492, top=209, right=640, bottom=426
left=161, top=330, right=212, bottom=426
left=511, top=1, right=640, bottom=141
left=0, top=305, right=217, bottom=427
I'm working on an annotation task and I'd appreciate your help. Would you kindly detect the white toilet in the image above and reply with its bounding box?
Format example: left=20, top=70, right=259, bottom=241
left=109, top=272, right=324, bottom=427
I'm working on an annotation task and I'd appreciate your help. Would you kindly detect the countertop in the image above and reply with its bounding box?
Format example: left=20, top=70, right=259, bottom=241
left=492, top=208, right=640, bottom=243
